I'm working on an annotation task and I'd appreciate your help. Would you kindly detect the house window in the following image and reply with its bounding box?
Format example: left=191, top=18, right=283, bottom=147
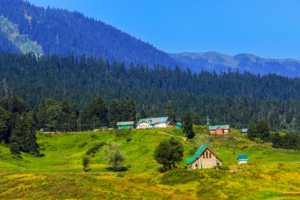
left=206, top=152, right=208, bottom=158
left=203, top=154, right=205, bottom=159
left=209, top=153, right=211, bottom=158
left=195, top=164, right=198, bottom=169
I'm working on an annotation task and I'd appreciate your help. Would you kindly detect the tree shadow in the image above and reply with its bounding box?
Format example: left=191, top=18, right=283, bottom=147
left=38, top=154, right=45, bottom=157
left=105, top=167, right=128, bottom=172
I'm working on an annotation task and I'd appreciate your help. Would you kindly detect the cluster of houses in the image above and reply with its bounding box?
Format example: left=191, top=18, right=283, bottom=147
left=115, top=118, right=248, bottom=169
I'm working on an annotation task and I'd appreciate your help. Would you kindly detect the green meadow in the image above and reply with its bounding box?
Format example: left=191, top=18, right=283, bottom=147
left=1, top=127, right=300, bottom=199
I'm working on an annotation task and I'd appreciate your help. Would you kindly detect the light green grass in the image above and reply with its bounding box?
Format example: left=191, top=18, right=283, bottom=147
left=1, top=127, right=300, bottom=199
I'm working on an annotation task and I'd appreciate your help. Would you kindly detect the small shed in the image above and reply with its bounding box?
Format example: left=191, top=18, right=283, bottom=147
left=241, top=129, right=248, bottom=135
left=117, top=121, right=134, bottom=129
left=175, top=122, right=182, bottom=129
left=101, top=126, right=107, bottom=131
left=237, top=154, right=248, bottom=164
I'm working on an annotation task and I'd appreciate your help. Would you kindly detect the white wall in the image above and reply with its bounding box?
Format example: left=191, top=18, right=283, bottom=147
left=238, top=160, right=247, bottom=164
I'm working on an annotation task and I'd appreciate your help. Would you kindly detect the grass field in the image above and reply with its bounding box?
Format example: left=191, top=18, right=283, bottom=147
left=1, top=127, right=300, bottom=199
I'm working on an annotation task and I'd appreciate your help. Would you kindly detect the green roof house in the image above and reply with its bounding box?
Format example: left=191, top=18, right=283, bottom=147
left=237, top=154, right=248, bottom=164
left=175, top=122, right=182, bottom=129
left=136, top=117, right=171, bottom=129
left=186, top=145, right=222, bottom=169
left=117, top=121, right=134, bottom=129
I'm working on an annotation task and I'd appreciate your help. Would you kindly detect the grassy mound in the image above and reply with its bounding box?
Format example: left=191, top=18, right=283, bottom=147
left=160, top=168, right=204, bottom=185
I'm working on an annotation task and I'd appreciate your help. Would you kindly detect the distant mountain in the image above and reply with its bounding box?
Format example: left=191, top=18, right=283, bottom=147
left=169, top=52, right=300, bottom=77
left=0, top=0, right=186, bottom=69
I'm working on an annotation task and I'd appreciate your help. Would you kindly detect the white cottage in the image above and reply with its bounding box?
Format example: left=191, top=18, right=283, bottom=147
left=237, top=154, right=248, bottom=164
left=136, top=117, right=171, bottom=129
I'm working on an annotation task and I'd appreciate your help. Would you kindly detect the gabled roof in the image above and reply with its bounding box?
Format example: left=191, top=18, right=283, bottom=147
left=117, top=121, right=134, bottom=126
left=237, top=154, right=248, bottom=160
left=136, top=117, right=170, bottom=126
left=175, top=122, right=182, bottom=126
left=241, top=129, right=248, bottom=132
left=209, top=125, right=230, bottom=130
left=186, top=145, right=207, bottom=164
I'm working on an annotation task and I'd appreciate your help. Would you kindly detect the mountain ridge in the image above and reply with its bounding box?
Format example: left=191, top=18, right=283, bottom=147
left=169, top=51, right=300, bottom=77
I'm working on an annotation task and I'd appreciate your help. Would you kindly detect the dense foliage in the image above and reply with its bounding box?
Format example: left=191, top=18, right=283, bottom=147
left=1, top=51, right=300, bottom=133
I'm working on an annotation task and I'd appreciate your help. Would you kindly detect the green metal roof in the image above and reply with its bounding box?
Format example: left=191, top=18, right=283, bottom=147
left=209, top=125, right=230, bottom=130
left=237, top=154, right=248, bottom=160
left=186, top=145, right=207, bottom=164
left=175, top=122, right=182, bottom=126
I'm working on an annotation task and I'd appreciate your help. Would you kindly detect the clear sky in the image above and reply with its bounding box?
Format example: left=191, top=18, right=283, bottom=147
left=28, top=0, right=300, bottom=59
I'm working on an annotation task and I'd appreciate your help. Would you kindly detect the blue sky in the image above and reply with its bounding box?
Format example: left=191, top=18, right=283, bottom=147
left=28, top=0, right=300, bottom=59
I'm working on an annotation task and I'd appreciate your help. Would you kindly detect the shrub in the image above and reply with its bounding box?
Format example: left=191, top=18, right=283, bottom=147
left=116, top=173, right=125, bottom=177
left=91, top=134, right=99, bottom=139
left=82, top=156, right=90, bottom=172
left=78, top=141, right=87, bottom=148
left=213, top=165, right=230, bottom=170
left=86, top=142, right=105, bottom=155
left=241, top=144, right=249, bottom=150
left=157, top=166, right=167, bottom=173
left=126, top=136, right=131, bottom=142
left=160, top=168, right=204, bottom=185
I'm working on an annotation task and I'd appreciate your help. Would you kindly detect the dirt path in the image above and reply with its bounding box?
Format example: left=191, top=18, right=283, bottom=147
left=156, top=131, right=187, bottom=141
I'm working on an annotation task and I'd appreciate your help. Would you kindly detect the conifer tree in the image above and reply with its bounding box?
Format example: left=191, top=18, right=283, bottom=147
left=126, top=97, right=136, bottom=122
left=166, top=102, right=176, bottom=125
left=182, top=112, right=194, bottom=139
left=256, top=120, right=270, bottom=141
left=193, top=112, right=202, bottom=125
left=247, top=124, right=256, bottom=141
left=0, top=107, right=8, bottom=140
left=272, top=132, right=282, bottom=148
left=108, top=100, right=119, bottom=128
left=140, top=109, right=148, bottom=119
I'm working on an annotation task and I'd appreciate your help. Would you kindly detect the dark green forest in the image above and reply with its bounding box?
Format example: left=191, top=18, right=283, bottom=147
left=0, top=51, right=300, bottom=134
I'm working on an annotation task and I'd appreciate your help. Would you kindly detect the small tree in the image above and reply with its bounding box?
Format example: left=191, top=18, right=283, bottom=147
left=256, top=120, right=270, bottom=141
left=10, top=142, right=20, bottom=156
left=182, top=112, right=194, bottom=139
left=82, top=156, right=89, bottom=171
left=247, top=124, right=256, bottom=141
left=102, top=140, right=127, bottom=171
left=154, top=137, right=184, bottom=170
left=193, top=112, right=202, bottom=125
left=272, top=132, right=282, bottom=148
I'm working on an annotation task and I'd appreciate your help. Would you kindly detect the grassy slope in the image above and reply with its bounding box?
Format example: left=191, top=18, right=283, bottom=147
left=0, top=127, right=300, bottom=199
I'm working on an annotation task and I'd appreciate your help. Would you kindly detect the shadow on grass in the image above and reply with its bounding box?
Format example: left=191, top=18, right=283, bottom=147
left=105, top=167, right=128, bottom=172
left=38, top=154, right=45, bottom=157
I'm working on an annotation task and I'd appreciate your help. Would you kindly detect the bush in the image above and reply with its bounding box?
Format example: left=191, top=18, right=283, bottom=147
left=86, top=142, right=105, bottom=155
left=157, top=166, right=167, bottom=173
left=126, top=136, right=131, bottom=142
left=78, top=141, right=87, bottom=148
left=241, top=144, right=249, bottom=150
left=91, top=134, right=99, bottom=139
left=160, top=168, right=204, bottom=185
left=213, top=165, right=230, bottom=170
left=116, top=173, right=125, bottom=177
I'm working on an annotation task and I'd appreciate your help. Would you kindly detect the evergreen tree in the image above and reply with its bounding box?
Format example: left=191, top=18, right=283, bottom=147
left=247, top=124, right=256, bottom=141
left=193, top=112, right=202, bottom=125
left=0, top=107, right=8, bottom=141
left=166, top=102, right=176, bottom=125
left=108, top=100, right=120, bottom=128
left=182, top=112, right=194, bottom=139
left=126, top=97, right=136, bottom=122
left=256, top=120, right=270, bottom=141
left=272, top=132, right=282, bottom=148
left=140, top=109, right=148, bottom=119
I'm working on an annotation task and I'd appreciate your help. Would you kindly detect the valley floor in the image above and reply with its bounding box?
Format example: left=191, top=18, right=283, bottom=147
left=1, top=127, right=300, bottom=199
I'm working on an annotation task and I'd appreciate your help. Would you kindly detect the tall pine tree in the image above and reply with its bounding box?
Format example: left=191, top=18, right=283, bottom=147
left=182, top=112, right=194, bottom=139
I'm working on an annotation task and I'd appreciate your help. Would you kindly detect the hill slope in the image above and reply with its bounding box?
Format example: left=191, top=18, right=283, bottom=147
left=169, top=52, right=300, bottom=77
left=0, top=0, right=186, bottom=69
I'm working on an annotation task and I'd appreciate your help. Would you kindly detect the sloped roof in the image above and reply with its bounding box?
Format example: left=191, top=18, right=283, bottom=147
left=186, top=145, right=207, bottom=164
left=209, top=125, right=230, bottom=130
left=117, top=121, right=134, bottom=126
left=175, top=122, right=182, bottom=126
left=136, top=117, right=169, bottom=126
left=241, top=129, right=248, bottom=132
left=237, top=154, right=248, bottom=160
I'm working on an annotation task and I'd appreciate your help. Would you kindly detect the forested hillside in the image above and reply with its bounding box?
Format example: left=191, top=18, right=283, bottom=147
left=1, top=51, right=300, bottom=132
left=0, top=0, right=185, bottom=69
